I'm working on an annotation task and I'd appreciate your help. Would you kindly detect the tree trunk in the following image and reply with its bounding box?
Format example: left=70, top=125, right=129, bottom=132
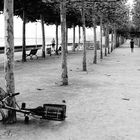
left=41, top=15, right=45, bottom=58
left=72, top=24, right=75, bottom=52
left=138, top=38, right=140, bottom=47
left=4, top=0, right=16, bottom=124
left=111, top=29, right=114, bottom=52
left=35, top=22, right=37, bottom=49
left=22, top=10, right=26, bottom=62
left=100, top=16, right=103, bottom=59
left=93, top=26, right=97, bottom=64
left=55, top=23, right=59, bottom=55
left=116, top=36, right=118, bottom=48
left=92, top=4, right=97, bottom=64
left=60, top=0, right=68, bottom=85
left=66, top=26, right=68, bottom=53
left=117, top=35, right=119, bottom=47
left=104, top=27, right=107, bottom=56
left=114, top=25, right=117, bottom=49
left=106, top=24, right=110, bottom=54
left=79, top=25, right=81, bottom=45
left=82, top=0, right=87, bottom=71
left=120, top=36, right=124, bottom=45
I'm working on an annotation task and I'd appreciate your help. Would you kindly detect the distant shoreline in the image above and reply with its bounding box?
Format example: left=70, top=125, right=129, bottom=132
left=0, top=45, right=42, bottom=54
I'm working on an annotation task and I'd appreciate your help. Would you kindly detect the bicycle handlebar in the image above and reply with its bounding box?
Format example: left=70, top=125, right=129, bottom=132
left=0, top=93, right=19, bottom=108
left=1, top=92, right=20, bottom=103
left=8, top=92, right=20, bottom=97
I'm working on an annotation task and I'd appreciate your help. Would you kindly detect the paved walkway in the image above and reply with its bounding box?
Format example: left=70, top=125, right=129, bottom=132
left=0, top=40, right=140, bottom=140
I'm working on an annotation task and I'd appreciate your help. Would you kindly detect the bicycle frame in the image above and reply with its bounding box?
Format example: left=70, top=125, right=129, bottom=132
left=0, top=93, right=30, bottom=122
left=0, top=93, right=66, bottom=123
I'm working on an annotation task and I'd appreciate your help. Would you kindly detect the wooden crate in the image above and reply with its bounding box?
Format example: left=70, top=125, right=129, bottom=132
left=43, top=104, right=66, bottom=121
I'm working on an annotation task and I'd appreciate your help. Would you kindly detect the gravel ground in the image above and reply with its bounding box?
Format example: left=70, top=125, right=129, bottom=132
left=0, top=40, right=140, bottom=140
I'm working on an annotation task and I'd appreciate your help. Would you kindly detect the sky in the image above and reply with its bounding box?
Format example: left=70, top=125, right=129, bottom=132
left=127, top=0, right=134, bottom=9
left=127, top=0, right=134, bottom=5
left=0, top=14, right=97, bottom=44
left=0, top=14, right=58, bottom=39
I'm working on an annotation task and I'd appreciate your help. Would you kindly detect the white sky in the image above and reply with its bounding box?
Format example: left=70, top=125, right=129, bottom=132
left=0, top=14, right=58, bottom=39
left=127, top=0, right=134, bottom=7
left=0, top=14, right=97, bottom=42
left=0, top=0, right=133, bottom=40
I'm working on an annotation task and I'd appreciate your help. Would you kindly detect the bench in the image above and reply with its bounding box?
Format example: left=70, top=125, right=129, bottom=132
left=26, top=48, right=38, bottom=59
left=46, top=48, right=51, bottom=56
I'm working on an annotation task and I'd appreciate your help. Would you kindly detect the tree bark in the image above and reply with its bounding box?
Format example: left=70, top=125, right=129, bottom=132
left=82, top=0, right=87, bottom=71
left=4, top=0, right=16, bottom=124
left=72, top=24, right=75, bottom=52
left=114, top=25, right=117, bottom=49
left=107, top=24, right=110, bottom=54
left=92, top=3, right=97, bottom=64
left=104, top=27, right=107, bottom=56
left=93, top=26, right=97, bottom=64
left=111, top=29, right=114, bottom=52
left=41, top=15, right=46, bottom=58
left=66, top=25, right=68, bottom=53
left=100, top=16, right=103, bottom=59
left=120, top=36, right=124, bottom=45
left=22, top=10, right=26, bottom=62
left=60, top=0, right=68, bottom=85
left=117, top=35, right=119, bottom=47
left=55, top=23, right=59, bottom=55
left=79, top=25, right=81, bottom=45
left=138, top=38, right=140, bottom=47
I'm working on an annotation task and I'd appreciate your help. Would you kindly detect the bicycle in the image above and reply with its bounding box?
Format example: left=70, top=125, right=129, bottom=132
left=0, top=93, right=66, bottom=124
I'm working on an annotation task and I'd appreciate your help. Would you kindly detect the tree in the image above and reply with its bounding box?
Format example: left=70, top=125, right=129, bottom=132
left=132, top=0, right=140, bottom=45
left=4, top=0, right=16, bottom=124
left=14, top=0, right=49, bottom=61
left=0, top=0, right=4, bottom=13
left=63, top=0, right=86, bottom=71
left=100, top=16, right=103, bottom=59
left=82, top=0, right=87, bottom=71
left=60, top=0, right=68, bottom=85
left=39, top=2, right=57, bottom=57
left=40, top=0, right=68, bottom=85
left=42, top=2, right=61, bottom=55
left=92, top=3, right=98, bottom=64
left=66, top=2, right=81, bottom=52
left=41, top=15, right=46, bottom=58
left=14, top=0, right=32, bottom=62
left=96, top=1, right=129, bottom=53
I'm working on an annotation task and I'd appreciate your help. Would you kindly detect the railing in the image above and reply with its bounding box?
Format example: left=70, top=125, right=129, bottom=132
left=0, top=45, right=42, bottom=54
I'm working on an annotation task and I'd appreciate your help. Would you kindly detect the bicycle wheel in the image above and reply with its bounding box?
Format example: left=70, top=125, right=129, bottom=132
left=24, top=116, right=29, bottom=124
left=0, top=109, right=5, bottom=123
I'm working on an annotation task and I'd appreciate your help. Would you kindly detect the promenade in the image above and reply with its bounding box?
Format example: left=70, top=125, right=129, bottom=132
left=0, top=40, right=140, bottom=140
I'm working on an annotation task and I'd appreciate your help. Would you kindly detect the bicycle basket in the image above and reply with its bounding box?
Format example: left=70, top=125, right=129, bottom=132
left=43, top=104, right=66, bottom=121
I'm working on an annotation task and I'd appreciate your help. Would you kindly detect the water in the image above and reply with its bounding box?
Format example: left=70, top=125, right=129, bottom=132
left=0, top=37, right=83, bottom=52
left=0, top=38, right=54, bottom=47
left=0, top=37, right=93, bottom=47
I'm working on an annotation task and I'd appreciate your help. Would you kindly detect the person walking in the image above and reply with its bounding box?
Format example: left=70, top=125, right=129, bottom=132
left=51, top=38, right=55, bottom=49
left=130, top=39, right=134, bottom=52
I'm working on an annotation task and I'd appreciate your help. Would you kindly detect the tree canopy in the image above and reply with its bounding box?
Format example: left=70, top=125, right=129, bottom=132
left=128, top=0, right=140, bottom=37
left=0, top=0, right=4, bottom=13
left=0, top=0, right=130, bottom=32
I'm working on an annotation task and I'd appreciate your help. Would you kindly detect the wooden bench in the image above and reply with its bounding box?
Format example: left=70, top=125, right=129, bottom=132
left=58, top=46, right=61, bottom=55
left=26, top=48, right=38, bottom=59
left=46, top=48, right=51, bottom=56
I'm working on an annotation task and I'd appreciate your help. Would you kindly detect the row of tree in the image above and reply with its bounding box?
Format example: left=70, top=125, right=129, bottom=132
left=0, top=0, right=129, bottom=59
left=132, top=0, right=140, bottom=46
left=0, top=0, right=130, bottom=123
